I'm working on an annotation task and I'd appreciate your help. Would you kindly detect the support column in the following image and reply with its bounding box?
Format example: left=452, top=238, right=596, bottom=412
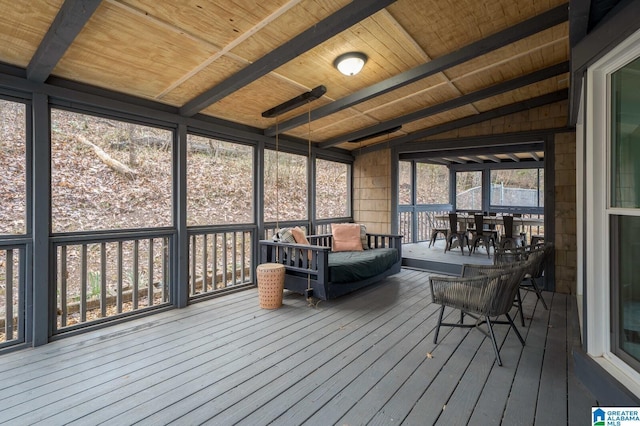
left=255, top=139, right=265, bottom=267
left=32, top=92, right=50, bottom=346
left=390, top=147, right=400, bottom=235
left=544, top=134, right=556, bottom=291
left=174, top=123, right=189, bottom=307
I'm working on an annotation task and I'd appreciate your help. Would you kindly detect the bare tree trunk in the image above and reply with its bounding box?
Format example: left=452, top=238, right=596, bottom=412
left=128, top=122, right=137, bottom=167
left=75, top=134, right=137, bottom=178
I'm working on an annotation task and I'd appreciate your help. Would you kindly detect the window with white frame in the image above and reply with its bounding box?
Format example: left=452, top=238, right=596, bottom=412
left=610, top=56, right=640, bottom=369
left=585, top=28, right=640, bottom=392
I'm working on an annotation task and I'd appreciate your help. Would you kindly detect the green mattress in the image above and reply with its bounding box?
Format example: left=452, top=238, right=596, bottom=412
left=328, top=248, right=398, bottom=284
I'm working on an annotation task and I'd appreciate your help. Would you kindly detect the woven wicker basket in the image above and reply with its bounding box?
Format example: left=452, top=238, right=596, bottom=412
left=256, top=263, right=285, bottom=309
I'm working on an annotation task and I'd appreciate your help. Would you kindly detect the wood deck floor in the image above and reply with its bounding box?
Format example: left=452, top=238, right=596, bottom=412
left=402, top=240, right=494, bottom=275
left=0, top=268, right=596, bottom=425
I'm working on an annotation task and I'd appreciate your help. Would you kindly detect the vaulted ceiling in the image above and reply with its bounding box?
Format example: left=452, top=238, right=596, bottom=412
left=0, top=0, right=573, bottom=162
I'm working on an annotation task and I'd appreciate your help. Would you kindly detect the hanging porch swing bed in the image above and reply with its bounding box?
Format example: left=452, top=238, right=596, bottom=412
left=259, top=224, right=402, bottom=300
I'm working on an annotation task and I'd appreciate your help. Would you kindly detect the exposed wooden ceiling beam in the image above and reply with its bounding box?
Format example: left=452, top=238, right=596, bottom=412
left=529, top=151, right=541, bottom=161
left=399, top=142, right=544, bottom=161
left=569, top=0, right=591, bottom=47
left=426, top=158, right=450, bottom=165
left=397, top=129, right=557, bottom=154
left=265, top=3, right=569, bottom=137
left=485, top=154, right=502, bottom=163
left=179, top=0, right=396, bottom=117
left=569, top=0, right=640, bottom=125
left=361, top=89, right=568, bottom=154
left=567, top=0, right=589, bottom=128
left=465, top=155, right=486, bottom=163
left=506, top=153, right=521, bottom=162
left=318, top=61, right=569, bottom=148
left=310, top=35, right=566, bottom=137
left=26, top=0, right=102, bottom=82
left=441, top=157, right=466, bottom=164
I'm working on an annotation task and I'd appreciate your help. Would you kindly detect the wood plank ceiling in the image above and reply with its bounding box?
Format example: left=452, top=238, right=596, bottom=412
left=0, top=0, right=570, bottom=163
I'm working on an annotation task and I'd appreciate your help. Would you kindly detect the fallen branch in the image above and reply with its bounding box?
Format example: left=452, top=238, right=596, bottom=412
left=75, top=134, right=137, bottom=178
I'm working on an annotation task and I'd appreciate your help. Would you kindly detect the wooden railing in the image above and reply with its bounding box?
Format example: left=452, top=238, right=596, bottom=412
left=398, top=207, right=452, bottom=243
left=0, top=242, right=25, bottom=347
left=187, top=226, right=255, bottom=300
left=52, top=230, right=173, bottom=333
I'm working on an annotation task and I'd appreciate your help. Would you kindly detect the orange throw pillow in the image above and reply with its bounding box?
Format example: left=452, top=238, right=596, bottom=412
left=331, top=223, right=364, bottom=252
left=291, top=227, right=310, bottom=245
left=291, top=227, right=312, bottom=260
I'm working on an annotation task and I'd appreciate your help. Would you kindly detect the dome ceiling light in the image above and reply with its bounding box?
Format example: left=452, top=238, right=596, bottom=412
left=333, top=52, right=367, bottom=76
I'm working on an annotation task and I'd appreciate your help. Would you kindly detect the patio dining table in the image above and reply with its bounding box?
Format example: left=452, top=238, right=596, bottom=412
left=433, top=213, right=544, bottom=253
left=434, top=214, right=544, bottom=228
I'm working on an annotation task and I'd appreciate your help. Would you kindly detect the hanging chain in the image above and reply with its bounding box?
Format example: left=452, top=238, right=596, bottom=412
left=275, top=118, right=279, bottom=231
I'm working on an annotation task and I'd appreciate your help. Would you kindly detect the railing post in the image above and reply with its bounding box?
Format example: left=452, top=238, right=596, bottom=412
left=5, top=249, right=14, bottom=340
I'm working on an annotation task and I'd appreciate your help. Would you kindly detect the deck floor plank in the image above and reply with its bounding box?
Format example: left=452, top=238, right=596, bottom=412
left=235, top=272, right=432, bottom=426
left=268, top=283, right=435, bottom=425
left=465, top=290, right=540, bottom=425
left=0, top=290, right=256, bottom=383
left=0, top=268, right=596, bottom=426
left=299, top=297, right=441, bottom=425
left=108, top=272, right=426, bottom=425
left=433, top=336, right=500, bottom=425
left=10, top=296, right=320, bottom=423
left=334, top=295, right=447, bottom=425
left=501, top=292, right=554, bottom=425
left=162, top=276, right=429, bottom=425
left=535, top=293, right=569, bottom=425
left=402, top=326, right=486, bottom=425
left=1, top=295, right=267, bottom=401
left=366, top=309, right=476, bottom=426
left=62, top=290, right=370, bottom=425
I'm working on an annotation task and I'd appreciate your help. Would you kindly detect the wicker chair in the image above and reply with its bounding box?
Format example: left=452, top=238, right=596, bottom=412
left=494, top=245, right=528, bottom=264
left=494, top=244, right=551, bottom=315
left=521, top=243, right=553, bottom=310
left=530, top=235, right=545, bottom=246
left=493, top=245, right=530, bottom=325
left=460, top=261, right=527, bottom=326
left=429, top=263, right=528, bottom=366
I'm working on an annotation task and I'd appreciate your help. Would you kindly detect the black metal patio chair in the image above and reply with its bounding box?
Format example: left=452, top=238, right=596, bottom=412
left=428, top=215, right=449, bottom=248
left=499, top=214, right=522, bottom=249
left=444, top=213, right=468, bottom=255
left=467, top=214, right=496, bottom=258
